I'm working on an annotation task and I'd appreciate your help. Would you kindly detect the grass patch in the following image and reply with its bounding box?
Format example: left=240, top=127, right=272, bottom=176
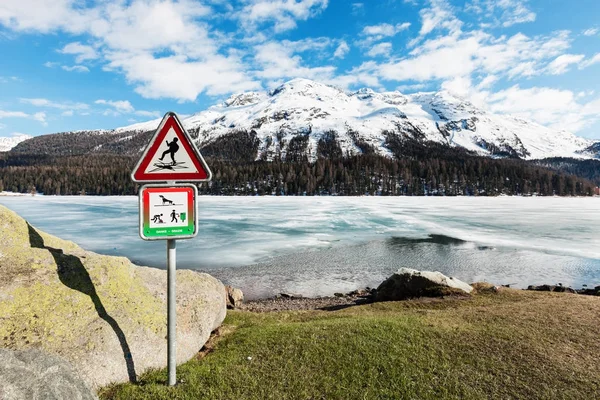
left=100, top=289, right=600, bottom=400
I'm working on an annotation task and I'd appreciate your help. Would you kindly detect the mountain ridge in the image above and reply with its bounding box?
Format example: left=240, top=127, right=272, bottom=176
left=7, top=78, right=599, bottom=161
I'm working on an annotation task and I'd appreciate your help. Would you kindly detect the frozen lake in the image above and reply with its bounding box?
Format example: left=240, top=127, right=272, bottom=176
left=1, top=195, right=599, bottom=299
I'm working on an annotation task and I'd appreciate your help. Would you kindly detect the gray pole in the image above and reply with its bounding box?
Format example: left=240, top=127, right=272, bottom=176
left=167, top=239, right=177, bottom=386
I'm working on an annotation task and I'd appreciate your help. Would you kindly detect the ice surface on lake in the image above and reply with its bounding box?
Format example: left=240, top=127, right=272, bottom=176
left=1, top=196, right=599, bottom=299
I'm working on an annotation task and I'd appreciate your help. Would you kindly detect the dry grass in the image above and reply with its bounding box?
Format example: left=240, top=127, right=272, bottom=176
left=100, top=288, right=600, bottom=400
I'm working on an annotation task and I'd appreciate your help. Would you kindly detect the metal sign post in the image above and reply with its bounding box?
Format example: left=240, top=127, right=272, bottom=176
left=132, top=111, right=211, bottom=387
left=167, top=238, right=176, bottom=386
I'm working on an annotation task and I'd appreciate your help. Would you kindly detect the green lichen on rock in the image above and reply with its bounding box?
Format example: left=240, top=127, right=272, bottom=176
left=0, top=204, right=227, bottom=389
left=0, top=205, right=164, bottom=348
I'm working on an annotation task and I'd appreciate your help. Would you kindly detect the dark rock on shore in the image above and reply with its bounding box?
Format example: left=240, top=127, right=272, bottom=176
left=375, top=268, right=473, bottom=302
left=527, top=284, right=599, bottom=296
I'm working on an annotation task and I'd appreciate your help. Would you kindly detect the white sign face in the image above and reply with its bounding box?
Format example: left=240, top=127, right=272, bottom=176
left=148, top=190, right=190, bottom=228
left=139, top=184, right=197, bottom=240
left=143, top=127, right=202, bottom=176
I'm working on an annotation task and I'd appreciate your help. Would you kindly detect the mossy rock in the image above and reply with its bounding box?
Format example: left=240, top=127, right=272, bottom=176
left=0, top=205, right=227, bottom=389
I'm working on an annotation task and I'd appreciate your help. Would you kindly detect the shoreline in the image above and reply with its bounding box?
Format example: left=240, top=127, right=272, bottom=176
left=1, top=191, right=598, bottom=198
left=237, top=283, right=600, bottom=312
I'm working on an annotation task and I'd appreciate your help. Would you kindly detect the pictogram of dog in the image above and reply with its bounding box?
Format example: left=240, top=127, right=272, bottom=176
left=159, top=195, right=174, bottom=205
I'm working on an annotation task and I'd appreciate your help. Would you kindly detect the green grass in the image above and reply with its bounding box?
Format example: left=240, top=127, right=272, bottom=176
left=100, top=288, right=600, bottom=400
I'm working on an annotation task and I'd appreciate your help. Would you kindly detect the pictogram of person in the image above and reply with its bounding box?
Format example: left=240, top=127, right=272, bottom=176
left=170, top=209, right=178, bottom=223
left=159, top=137, right=179, bottom=165
left=152, top=214, right=164, bottom=223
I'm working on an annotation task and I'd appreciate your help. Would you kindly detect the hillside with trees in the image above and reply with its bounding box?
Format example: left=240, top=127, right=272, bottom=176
left=0, top=138, right=596, bottom=196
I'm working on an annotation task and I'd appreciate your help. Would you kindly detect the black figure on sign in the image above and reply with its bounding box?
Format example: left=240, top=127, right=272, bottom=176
left=159, top=137, right=179, bottom=165
left=159, top=195, right=174, bottom=205
left=170, top=210, right=178, bottom=223
left=152, top=214, right=164, bottom=224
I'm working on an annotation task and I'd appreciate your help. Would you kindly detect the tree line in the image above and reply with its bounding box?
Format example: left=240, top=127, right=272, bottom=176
left=0, top=151, right=595, bottom=196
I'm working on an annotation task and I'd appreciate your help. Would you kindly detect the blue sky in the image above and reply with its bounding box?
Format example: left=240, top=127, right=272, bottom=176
left=0, top=0, right=599, bottom=139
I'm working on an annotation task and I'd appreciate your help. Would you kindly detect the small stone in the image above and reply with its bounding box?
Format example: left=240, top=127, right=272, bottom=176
left=334, top=293, right=345, bottom=297
left=225, top=286, right=244, bottom=309
left=247, top=356, right=252, bottom=361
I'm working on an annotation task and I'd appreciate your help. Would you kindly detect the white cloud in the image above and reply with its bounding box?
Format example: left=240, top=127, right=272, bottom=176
left=61, top=110, right=74, bottom=117
left=239, top=0, right=328, bottom=33
left=134, top=110, right=161, bottom=118
left=506, top=62, right=537, bottom=78
left=546, top=54, right=585, bottom=75
left=0, top=123, right=5, bottom=129
left=254, top=41, right=336, bottom=84
left=366, top=42, right=392, bottom=58
left=418, top=0, right=462, bottom=37
left=477, top=74, right=498, bottom=89
left=0, top=110, right=28, bottom=119
left=106, top=52, right=259, bottom=100
left=95, top=99, right=135, bottom=114
left=0, top=110, right=46, bottom=125
left=580, top=53, right=600, bottom=69
left=0, top=0, right=257, bottom=101
left=498, top=0, right=536, bottom=27
left=351, top=3, right=364, bottom=15
left=441, top=76, right=474, bottom=98
left=32, top=112, right=46, bottom=124
left=0, top=76, right=20, bottom=83
left=96, top=1, right=212, bottom=53
left=333, top=41, right=350, bottom=58
left=283, top=37, right=333, bottom=53
left=396, top=83, right=428, bottom=92
left=379, top=34, right=481, bottom=81
left=62, top=65, right=90, bottom=73
left=362, top=23, right=410, bottom=38
left=93, top=100, right=159, bottom=119
left=0, top=0, right=93, bottom=33
left=60, top=42, right=98, bottom=63
left=466, top=0, right=536, bottom=28
left=43, top=61, right=59, bottom=68
left=327, top=61, right=382, bottom=90
left=583, top=27, right=598, bottom=37
left=20, top=98, right=89, bottom=110
left=376, top=30, right=572, bottom=83
left=486, top=85, right=598, bottom=132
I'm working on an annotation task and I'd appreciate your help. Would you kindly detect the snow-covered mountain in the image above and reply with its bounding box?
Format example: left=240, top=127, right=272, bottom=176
left=11, top=79, right=598, bottom=160
left=113, top=78, right=596, bottom=161
left=0, top=134, right=32, bottom=152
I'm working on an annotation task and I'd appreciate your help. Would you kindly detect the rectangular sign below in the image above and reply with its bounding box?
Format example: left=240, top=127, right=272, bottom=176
left=139, top=184, right=197, bottom=241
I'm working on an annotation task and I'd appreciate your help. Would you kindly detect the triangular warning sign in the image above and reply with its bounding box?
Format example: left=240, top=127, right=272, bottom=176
left=131, top=112, right=212, bottom=183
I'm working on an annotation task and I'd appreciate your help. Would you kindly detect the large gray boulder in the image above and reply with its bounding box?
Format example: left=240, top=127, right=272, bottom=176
left=0, top=205, right=227, bottom=389
left=0, top=349, right=97, bottom=400
left=375, top=267, right=473, bottom=302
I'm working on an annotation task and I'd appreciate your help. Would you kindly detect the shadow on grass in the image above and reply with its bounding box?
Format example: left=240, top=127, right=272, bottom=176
left=27, top=222, right=137, bottom=383
left=318, top=298, right=373, bottom=312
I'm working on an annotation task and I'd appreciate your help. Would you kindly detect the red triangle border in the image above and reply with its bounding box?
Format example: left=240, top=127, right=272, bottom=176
left=131, top=112, right=212, bottom=183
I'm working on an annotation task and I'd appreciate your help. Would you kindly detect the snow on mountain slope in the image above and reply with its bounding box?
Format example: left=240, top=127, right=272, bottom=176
left=115, top=78, right=596, bottom=161
left=0, top=134, right=32, bottom=151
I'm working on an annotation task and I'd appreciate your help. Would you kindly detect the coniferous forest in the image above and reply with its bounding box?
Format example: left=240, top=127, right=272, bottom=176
left=0, top=140, right=597, bottom=196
